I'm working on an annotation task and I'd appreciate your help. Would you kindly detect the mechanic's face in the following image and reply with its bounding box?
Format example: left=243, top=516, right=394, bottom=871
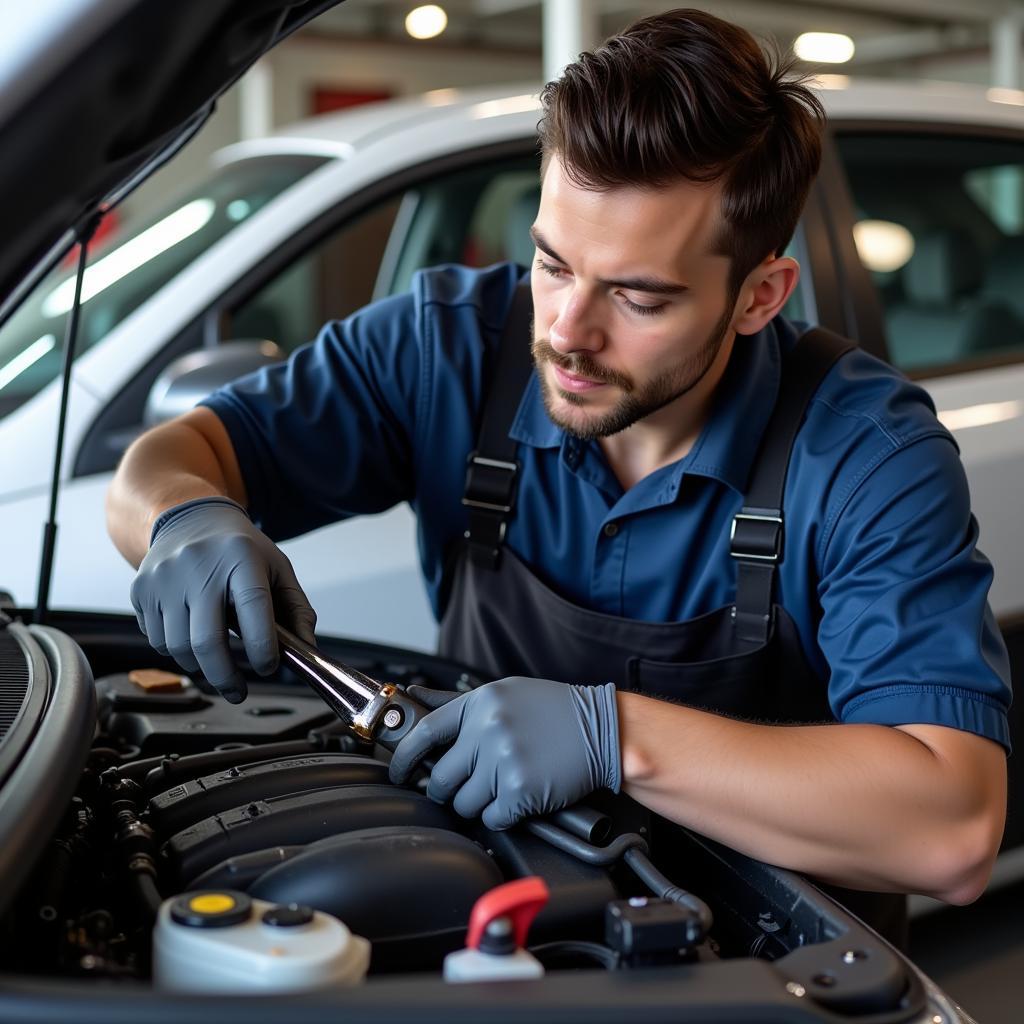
left=530, top=155, right=739, bottom=440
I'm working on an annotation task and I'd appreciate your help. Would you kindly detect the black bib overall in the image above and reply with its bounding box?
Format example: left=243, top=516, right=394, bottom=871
left=438, top=285, right=908, bottom=949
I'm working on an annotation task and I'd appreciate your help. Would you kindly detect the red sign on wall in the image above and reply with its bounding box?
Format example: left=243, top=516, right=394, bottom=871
left=311, top=87, right=393, bottom=115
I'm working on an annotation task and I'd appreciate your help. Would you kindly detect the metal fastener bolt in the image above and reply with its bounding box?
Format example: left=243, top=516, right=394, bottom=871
left=383, top=709, right=403, bottom=729
left=785, top=982, right=806, bottom=997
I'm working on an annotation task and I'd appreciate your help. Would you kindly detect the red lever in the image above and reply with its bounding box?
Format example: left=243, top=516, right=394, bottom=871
left=466, top=877, right=550, bottom=951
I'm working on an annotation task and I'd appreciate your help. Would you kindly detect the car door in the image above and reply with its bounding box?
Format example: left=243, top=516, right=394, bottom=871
left=821, top=121, right=1024, bottom=850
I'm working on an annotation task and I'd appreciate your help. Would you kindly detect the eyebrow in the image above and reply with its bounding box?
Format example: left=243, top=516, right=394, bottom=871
left=529, top=227, right=689, bottom=296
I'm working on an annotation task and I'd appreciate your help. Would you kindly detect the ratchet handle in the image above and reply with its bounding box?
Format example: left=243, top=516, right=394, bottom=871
left=272, top=626, right=608, bottom=842
left=372, top=689, right=434, bottom=750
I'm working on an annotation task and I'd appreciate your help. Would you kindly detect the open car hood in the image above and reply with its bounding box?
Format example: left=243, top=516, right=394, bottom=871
left=0, top=0, right=347, bottom=326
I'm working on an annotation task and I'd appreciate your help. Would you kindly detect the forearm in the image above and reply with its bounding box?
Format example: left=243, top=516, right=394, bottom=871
left=106, top=412, right=245, bottom=568
left=617, top=692, right=1005, bottom=903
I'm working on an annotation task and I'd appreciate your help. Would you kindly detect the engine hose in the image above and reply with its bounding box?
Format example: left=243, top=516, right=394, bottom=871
left=529, top=940, right=620, bottom=971
left=523, top=820, right=648, bottom=865
left=622, top=846, right=713, bottom=939
left=128, top=864, right=162, bottom=925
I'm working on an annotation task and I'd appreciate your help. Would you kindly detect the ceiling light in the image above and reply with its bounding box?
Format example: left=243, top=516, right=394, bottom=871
left=406, top=5, right=448, bottom=40
left=809, top=73, right=851, bottom=90
left=794, top=32, right=855, bottom=64
left=853, top=220, right=914, bottom=273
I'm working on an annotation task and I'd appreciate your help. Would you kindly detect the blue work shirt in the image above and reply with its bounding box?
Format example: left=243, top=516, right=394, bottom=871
left=202, top=262, right=1012, bottom=751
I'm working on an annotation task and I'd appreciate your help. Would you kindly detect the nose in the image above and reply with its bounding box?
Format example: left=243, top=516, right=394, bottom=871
left=549, top=287, right=604, bottom=356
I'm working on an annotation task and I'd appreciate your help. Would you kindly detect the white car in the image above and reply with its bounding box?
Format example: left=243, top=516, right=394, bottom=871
left=2, top=78, right=1023, bottom=656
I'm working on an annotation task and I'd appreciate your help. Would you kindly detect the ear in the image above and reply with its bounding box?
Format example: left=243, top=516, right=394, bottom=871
left=731, top=256, right=801, bottom=336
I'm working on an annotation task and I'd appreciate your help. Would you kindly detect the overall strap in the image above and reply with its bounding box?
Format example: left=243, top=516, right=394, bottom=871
left=731, top=326, right=855, bottom=643
left=462, top=281, right=534, bottom=568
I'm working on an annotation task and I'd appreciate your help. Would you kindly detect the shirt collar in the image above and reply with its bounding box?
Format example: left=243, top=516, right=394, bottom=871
left=509, top=316, right=791, bottom=496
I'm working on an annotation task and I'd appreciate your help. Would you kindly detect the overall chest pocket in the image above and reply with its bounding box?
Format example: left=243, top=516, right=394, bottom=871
left=625, top=605, right=830, bottom=724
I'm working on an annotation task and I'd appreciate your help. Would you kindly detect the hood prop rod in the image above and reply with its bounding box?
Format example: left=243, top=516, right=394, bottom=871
left=36, top=211, right=102, bottom=625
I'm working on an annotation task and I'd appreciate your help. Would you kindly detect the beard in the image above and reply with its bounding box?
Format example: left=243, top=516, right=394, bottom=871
left=531, top=298, right=735, bottom=441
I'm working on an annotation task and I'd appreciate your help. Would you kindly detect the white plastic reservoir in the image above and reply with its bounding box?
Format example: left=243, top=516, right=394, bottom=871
left=153, top=890, right=370, bottom=992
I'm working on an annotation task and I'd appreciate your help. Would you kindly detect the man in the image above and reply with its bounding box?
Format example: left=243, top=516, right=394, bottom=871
left=107, top=9, right=1010, bottom=944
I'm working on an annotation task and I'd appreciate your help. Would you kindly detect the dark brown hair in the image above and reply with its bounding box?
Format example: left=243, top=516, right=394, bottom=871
left=538, top=8, right=825, bottom=297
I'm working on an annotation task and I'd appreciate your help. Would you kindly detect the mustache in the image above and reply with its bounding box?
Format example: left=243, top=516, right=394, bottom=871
left=531, top=339, right=633, bottom=392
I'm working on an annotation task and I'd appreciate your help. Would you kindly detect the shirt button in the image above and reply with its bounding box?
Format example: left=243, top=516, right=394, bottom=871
left=603, top=522, right=619, bottom=538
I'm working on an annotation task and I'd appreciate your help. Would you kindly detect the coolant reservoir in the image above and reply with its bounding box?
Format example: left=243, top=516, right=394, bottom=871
left=153, top=890, right=370, bottom=992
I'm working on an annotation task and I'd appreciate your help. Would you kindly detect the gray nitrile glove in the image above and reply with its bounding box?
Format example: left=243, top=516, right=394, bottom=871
left=130, top=496, right=317, bottom=703
left=388, top=677, right=621, bottom=830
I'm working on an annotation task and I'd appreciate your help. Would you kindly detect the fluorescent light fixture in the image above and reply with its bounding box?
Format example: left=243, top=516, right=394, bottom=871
left=423, top=87, right=460, bottom=106
left=41, top=198, right=216, bottom=319
left=794, top=32, right=855, bottom=64
left=809, top=73, right=851, bottom=90
left=938, top=400, right=1022, bottom=432
left=405, top=5, right=447, bottom=40
left=853, top=219, right=915, bottom=273
left=470, top=94, right=542, bottom=120
left=987, top=86, right=1024, bottom=107
left=0, top=334, right=56, bottom=391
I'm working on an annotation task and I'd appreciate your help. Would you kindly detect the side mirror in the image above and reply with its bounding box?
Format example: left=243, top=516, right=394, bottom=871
left=143, top=340, right=284, bottom=426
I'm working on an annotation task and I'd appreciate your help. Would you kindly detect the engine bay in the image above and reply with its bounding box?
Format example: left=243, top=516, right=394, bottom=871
left=0, top=610, right=959, bottom=1023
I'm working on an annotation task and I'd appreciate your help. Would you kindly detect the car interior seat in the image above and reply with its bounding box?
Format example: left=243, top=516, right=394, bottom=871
left=884, top=226, right=1024, bottom=371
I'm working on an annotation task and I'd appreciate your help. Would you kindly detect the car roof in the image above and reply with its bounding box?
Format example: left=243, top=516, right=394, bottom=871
left=220, top=76, right=1024, bottom=164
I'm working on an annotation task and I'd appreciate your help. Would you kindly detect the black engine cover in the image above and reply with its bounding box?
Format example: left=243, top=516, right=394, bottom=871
left=250, top=826, right=504, bottom=970
left=163, top=785, right=460, bottom=885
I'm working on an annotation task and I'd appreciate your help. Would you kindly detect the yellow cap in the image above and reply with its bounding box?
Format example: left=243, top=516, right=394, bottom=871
left=188, top=893, right=236, bottom=915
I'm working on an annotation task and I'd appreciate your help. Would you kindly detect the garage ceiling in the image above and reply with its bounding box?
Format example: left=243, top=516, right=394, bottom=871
left=300, top=0, right=1012, bottom=70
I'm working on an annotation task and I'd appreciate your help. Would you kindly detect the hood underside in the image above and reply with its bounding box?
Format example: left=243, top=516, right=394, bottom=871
left=0, top=0, right=346, bottom=325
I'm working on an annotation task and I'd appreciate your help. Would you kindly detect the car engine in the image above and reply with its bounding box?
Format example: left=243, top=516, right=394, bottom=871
left=0, top=610, right=963, bottom=1023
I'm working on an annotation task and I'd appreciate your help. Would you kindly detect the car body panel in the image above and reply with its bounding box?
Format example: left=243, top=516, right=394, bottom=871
left=0, top=80, right=1021, bottom=648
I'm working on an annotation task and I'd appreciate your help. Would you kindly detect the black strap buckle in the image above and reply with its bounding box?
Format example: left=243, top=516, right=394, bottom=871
left=461, top=453, right=519, bottom=514
left=462, top=453, right=519, bottom=569
left=730, top=509, right=784, bottom=564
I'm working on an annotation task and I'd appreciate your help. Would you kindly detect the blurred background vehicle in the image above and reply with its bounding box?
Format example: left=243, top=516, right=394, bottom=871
left=1, top=78, right=1022, bottom=657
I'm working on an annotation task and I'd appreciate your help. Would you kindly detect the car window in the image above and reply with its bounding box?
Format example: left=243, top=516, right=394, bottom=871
left=836, top=133, right=1024, bottom=373
left=0, top=154, right=327, bottom=419
left=231, top=151, right=814, bottom=349
left=230, top=155, right=543, bottom=352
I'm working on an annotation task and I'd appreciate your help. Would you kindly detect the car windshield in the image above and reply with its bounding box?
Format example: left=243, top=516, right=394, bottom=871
left=0, top=153, right=328, bottom=420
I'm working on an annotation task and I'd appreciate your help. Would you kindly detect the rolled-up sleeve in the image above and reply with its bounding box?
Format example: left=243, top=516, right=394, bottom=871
left=817, top=434, right=1012, bottom=752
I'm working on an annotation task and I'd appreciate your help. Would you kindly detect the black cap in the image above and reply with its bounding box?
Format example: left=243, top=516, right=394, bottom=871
left=262, top=903, right=315, bottom=928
